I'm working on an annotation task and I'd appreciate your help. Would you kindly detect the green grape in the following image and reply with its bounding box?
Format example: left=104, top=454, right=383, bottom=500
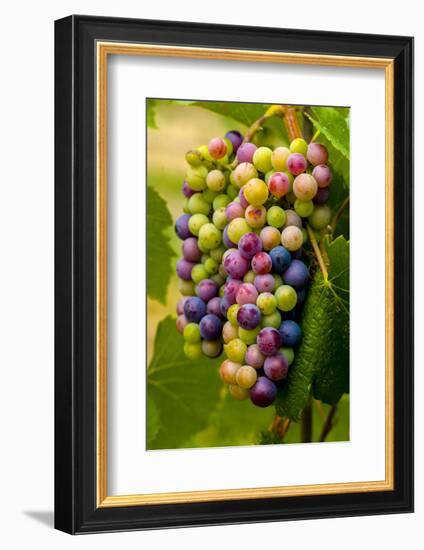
left=308, top=204, right=332, bottom=230
left=235, top=365, right=258, bottom=389
left=290, top=138, right=308, bottom=155
left=228, top=384, right=249, bottom=400
left=260, top=310, right=282, bottom=329
left=281, top=346, right=295, bottom=366
left=252, top=146, right=273, bottom=173
left=182, top=197, right=190, bottom=214
left=183, top=341, right=203, bottom=359
left=178, top=278, right=196, bottom=296
left=232, top=162, right=258, bottom=188
left=256, top=292, right=277, bottom=315
left=196, top=144, right=214, bottom=162
left=210, top=245, right=225, bottom=262
left=223, top=137, right=234, bottom=157
left=266, top=205, right=286, bottom=228
left=212, top=273, right=225, bottom=287
left=281, top=225, right=303, bottom=251
left=302, top=228, right=308, bottom=243
left=198, top=223, right=221, bottom=250
left=224, top=338, right=247, bottom=363
left=191, top=263, right=208, bottom=284
left=202, top=340, right=222, bottom=358
left=275, top=285, right=298, bottom=311
left=243, top=270, right=256, bottom=284
left=213, top=193, right=231, bottom=210
left=186, top=165, right=208, bottom=191
left=227, top=217, right=251, bottom=244
left=204, top=257, right=219, bottom=274
left=202, top=187, right=219, bottom=204
left=212, top=207, right=228, bottom=230
left=183, top=322, right=201, bottom=343
left=244, top=178, right=269, bottom=206
left=206, top=169, right=226, bottom=192
left=273, top=273, right=283, bottom=288
left=264, top=169, right=276, bottom=183
left=197, top=239, right=209, bottom=253
left=238, top=326, right=260, bottom=345
left=188, top=193, right=211, bottom=215
left=227, top=184, right=239, bottom=200
left=294, top=199, right=314, bottom=218
left=227, top=304, right=241, bottom=326
left=185, top=149, right=204, bottom=166
left=188, top=213, right=209, bottom=236
left=271, top=146, right=290, bottom=171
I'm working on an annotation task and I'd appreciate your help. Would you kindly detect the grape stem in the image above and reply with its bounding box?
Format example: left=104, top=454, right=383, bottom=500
left=331, top=196, right=350, bottom=232
left=281, top=106, right=303, bottom=141
left=306, top=224, right=329, bottom=282
left=319, top=404, right=337, bottom=442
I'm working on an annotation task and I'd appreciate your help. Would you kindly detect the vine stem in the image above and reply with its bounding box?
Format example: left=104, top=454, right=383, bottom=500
left=319, top=405, right=337, bottom=442
left=306, top=224, right=329, bottom=281
left=331, top=196, right=350, bottom=232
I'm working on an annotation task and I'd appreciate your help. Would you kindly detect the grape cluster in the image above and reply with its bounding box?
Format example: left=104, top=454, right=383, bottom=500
left=175, top=131, right=332, bottom=408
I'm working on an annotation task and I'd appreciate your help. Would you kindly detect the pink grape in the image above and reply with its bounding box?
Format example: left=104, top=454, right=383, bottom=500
left=287, top=153, right=307, bottom=175
left=224, top=278, right=243, bottom=303
left=307, top=142, right=328, bottom=166
left=208, top=137, right=227, bottom=159
left=176, top=258, right=195, bottom=281
left=251, top=252, right=272, bottom=275
left=245, top=344, right=265, bottom=368
left=314, top=187, right=330, bottom=204
left=176, top=297, right=188, bottom=316
left=267, top=172, right=290, bottom=198
left=207, top=296, right=223, bottom=317
left=226, top=201, right=245, bottom=221
left=245, top=205, right=266, bottom=228
left=182, top=180, right=196, bottom=198
left=264, top=353, right=289, bottom=381
left=239, top=187, right=249, bottom=208
left=254, top=274, right=275, bottom=293
left=236, top=283, right=259, bottom=305
left=223, top=249, right=250, bottom=279
left=256, top=327, right=282, bottom=356
left=176, top=314, right=188, bottom=334
left=260, top=226, right=281, bottom=251
left=238, top=232, right=263, bottom=259
left=283, top=209, right=302, bottom=229
left=196, top=279, right=219, bottom=302
left=312, top=164, right=333, bottom=188
left=236, top=142, right=257, bottom=163
left=182, top=237, right=202, bottom=262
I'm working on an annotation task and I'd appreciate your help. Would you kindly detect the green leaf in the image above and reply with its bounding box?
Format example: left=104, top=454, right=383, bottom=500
left=306, top=107, right=350, bottom=160
left=147, top=396, right=160, bottom=447
left=186, top=389, right=274, bottom=448
left=147, top=186, right=176, bottom=304
left=276, top=236, right=350, bottom=420
left=146, top=99, right=158, bottom=129
left=147, top=316, right=223, bottom=450
left=189, top=101, right=270, bottom=128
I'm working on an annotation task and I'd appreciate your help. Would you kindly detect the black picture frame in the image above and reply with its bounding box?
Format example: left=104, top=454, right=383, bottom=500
left=55, top=15, right=414, bottom=534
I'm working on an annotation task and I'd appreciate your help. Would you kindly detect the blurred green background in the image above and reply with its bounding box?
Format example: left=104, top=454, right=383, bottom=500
left=146, top=100, right=349, bottom=450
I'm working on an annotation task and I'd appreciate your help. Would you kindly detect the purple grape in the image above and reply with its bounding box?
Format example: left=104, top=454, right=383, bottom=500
left=175, top=214, right=193, bottom=240
left=264, top=353, right=289, bottom=381
left=307, top=142, right=328, bottom=166
left=226, top=201, right=245, bottom=221
left=236, top=142, right=257, bottom=164
left=279, top=320, right=302, bottom=346
left=223, top=225, right=237, bottom=248
left=196, top=279, right=219, bottom=302
left=283, top=259, right=309, bottom=289
left=291, top=249, right=303, bottom=260
left=225, top=130, right=243, bottom=152
left=199, top=314, right=223, bottom=340
left=239, top=187, right=249, bottom=209
left=224, top=278, right=243, bottom=303
left=236, top=282, right=258, bottom=305
left=207, top=296, right=223, bottom=317
left=176, top=259, right=195, bottom=281
left=184, top=297, right=206, bottom=323
left=245, top=344, right=265, bottom=368
left=313, top=187, right=330, bottom=204
left=257, top=327, right=282, bottom=356
left=287, top=153, right=307, bottom=175
left=182, top=237, right=202, bottom=262
left=238, top=232, right=262, bottom=260
left=269, top=246, right=292, bottom=274
left=182, top=180, right=196, bottom=198
left=223, top=250, right=250, bottom=279
left=237, top=304, right=261, bottom=330
left=251, top=252, right=272, bottom=275
left=220, top=296, right=232, bottom=317
left=176, top=297, right=188, bottom=316
left=312, top=164, right=333, bottom=188
left=254, top=274, right=275, bottom=293
left=250, top=376, right=277, bottom=407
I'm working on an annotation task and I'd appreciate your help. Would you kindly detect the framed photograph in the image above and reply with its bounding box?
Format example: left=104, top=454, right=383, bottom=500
left=55, top=15, right=414, bottom=534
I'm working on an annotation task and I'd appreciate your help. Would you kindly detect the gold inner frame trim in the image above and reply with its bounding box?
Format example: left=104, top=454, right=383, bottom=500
left=96, top=42, right=395, bottom=508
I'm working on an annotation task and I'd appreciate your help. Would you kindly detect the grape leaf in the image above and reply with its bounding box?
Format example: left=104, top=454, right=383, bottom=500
left=147, top=186, right=176, bottom=304
left=147, top=396, right=160, bottom=447
left=306, top=106, right=350, bottom=160
left=189, top=101, right=269, bottom=128
left=275, top=236, right=349, bottom=420
left=146, top=99, right=158, bottom=129
left=185, top=388, right=274, bottom=448
left=147, top=316, right=223, bottom=450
